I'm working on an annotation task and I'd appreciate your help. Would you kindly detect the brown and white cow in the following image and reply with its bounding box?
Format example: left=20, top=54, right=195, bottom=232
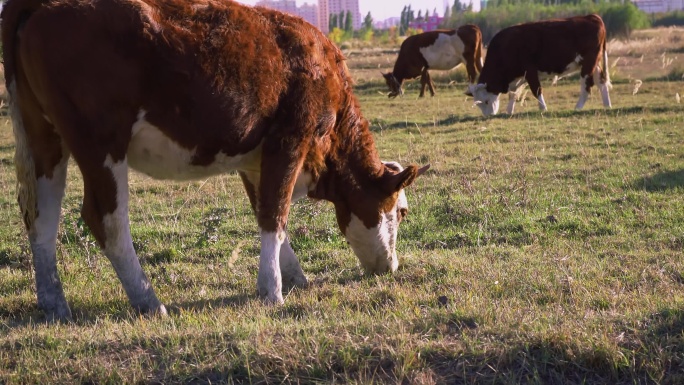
left=383, top=25, right=483, bottom=98
left=1, top=0, right=428, bottom=320
left=469, top=14, right=612, bottom=116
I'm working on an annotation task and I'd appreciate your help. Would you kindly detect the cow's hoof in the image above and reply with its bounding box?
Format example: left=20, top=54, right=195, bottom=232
left=43, top=304, right=73, bottom=323
left=258, top=289, right=284, bottom=305
left=283, top=272, right=308, bottom=289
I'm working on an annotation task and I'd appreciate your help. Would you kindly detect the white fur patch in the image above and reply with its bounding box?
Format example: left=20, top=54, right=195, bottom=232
left=471, top=84, right=500, bottom=116
left=102, top=155, right=131, bottom=256
left=344, top=212, right=398, bottom=274
left=576, top=75, right=589, bottom=110
left=127, top=110, right=262, bottom=180
left=258, top=229, right=285, bottom=304
left=419, top=33, right=466, bottom=70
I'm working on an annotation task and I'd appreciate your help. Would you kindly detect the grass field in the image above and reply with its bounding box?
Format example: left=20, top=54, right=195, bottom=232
left=1, top=28, right=683, bottom=384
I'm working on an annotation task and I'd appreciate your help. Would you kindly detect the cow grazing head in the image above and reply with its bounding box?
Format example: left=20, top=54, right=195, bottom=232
left=469, top=83, right=500, bottom=116
left=382, top=72, right=403, bottom=98
left=314, top=162, right=429, bottom=274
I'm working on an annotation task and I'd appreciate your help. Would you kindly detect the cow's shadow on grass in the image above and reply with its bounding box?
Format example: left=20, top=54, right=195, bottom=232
left=632, top=169, right=684, bottom=191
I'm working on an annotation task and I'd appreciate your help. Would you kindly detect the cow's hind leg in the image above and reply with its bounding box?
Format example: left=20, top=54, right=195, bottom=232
left=80, top=156, right=166, bottom=315
left=9, top=79, right=73, bottom=320
left=50, top=108, right=165, bottom=315
left=239, top=172, right=307, bottom=289
left=595, top=67, right=612, bottom=108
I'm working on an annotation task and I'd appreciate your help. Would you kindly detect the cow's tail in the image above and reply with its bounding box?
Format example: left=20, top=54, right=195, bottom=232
left=601, top=38, right=612, bottom=89
left=2, top=0, right=44, bottom=229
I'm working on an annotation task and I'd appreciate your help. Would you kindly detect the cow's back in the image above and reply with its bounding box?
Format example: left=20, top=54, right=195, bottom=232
left=3, top=0, right=350, bottom=161
left=480, top=14, right=606, bottom=92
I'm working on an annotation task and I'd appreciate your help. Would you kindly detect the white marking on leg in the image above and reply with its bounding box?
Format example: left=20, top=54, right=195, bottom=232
left=595, top=69, right=612, bottom=107
left=507, top=92, right=517, bottom=114
left=103, top=155, right=166, bottom=314
left=538, top=94, right=548, bottom=111
left=576, top=75, right=589, bottom=110
left=258, top=229, right=284, bottom=304
left=31, top=158, right=71, bottom=319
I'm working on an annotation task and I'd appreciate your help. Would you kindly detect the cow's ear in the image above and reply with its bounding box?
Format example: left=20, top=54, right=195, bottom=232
left=382, top=164, right=430, bottom=193
left=382, top=72, right=392, bottom=80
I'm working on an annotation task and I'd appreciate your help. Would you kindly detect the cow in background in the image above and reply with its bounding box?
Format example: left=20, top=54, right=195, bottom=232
left=469, top=14, right=612, bottom=116
left=383, top=25, right=484, bottom=98
left=1, top=0, right=429, bottom=320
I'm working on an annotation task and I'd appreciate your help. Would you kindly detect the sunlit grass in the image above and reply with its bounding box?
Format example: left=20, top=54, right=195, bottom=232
left=1, top=28, right=684, bottom=384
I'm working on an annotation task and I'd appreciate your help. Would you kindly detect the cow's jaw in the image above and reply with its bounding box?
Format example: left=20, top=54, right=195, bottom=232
left=470, top=84, right=500, bottom=116
left=342, top=189, right=407, bottom=274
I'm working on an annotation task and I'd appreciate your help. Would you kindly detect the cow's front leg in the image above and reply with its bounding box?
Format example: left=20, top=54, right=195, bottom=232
left=254, top=141, right=308, bottom=304
left=81, top=156, right=165, bottom=315
left=419, top=68, right=429, bottom=97
left=239, top=171, right=307, bottom=291
left=525, top=70, right=547, bottom=111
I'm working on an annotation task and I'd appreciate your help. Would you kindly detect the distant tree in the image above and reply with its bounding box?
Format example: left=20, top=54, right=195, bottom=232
left=452, top=0, right=464, bottom=14
left=444, top=4, right=451, bottom=20
left=329, top=14, right=337, bottom=32
left=417, top=10, right=422, bottom=20
left=363, top=11, right=374, bottom=31
left=399, top=6, right=407, bottom=35
left=339, top=11, right=345, bottom=28
left=344, top=10, right=353, bottom=32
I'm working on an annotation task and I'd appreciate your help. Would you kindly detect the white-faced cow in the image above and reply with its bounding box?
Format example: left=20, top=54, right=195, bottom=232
left=1, top=0, right=429, bottom=320
left=469, top=14, right=612, bottom=116
left=383, top=25, right=483, bottom=98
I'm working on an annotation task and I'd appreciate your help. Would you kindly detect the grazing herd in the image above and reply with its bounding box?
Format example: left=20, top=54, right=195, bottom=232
left=386, top=15, right=612, bottom=117
left=1, top=0, right=613, bottom=320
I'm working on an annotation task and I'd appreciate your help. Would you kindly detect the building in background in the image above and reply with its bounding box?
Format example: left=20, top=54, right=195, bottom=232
left=321, top=0, right=361, bottom=33
left=253, top=0, right=360, bottom=34
left=255, top=0, right=298, bottom=15
left=409, top=10, right=444, bottom=32
left=374, top=17, right=401, bottom=30
left=633, top=0, right=684, bottom=13
left=298, top=2, right=319, bottom=27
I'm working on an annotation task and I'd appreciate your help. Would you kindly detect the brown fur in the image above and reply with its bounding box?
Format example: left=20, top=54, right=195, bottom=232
left=2, top=0, right=421, bottom=244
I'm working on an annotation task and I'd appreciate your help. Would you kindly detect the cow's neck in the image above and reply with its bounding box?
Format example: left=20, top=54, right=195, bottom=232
left=311, top=111, right=384, bottom=202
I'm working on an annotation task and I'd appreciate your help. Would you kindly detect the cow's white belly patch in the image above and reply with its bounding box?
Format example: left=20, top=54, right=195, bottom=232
left=127, top=110, right=261, bottom=180
left=541, top=54, right=583, bottom=79
left=420, top=33, right=465, bottom=70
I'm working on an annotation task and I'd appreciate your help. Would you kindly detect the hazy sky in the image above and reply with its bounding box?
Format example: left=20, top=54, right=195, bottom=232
left=232, top=1, right=460, bottom=22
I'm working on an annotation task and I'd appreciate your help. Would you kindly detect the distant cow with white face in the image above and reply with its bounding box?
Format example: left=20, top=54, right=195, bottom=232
left=383, top=25, right=483, bottom=98
left=469, top=14, right=612, bottom=116
left=1, top=0, right=429, bottom=320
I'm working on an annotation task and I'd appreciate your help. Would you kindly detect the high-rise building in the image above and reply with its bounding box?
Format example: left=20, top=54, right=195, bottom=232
left=298, top=2, right=319, bottom=28
left=321, top=0, right=361, bottom=33
left=253, top=0, right=362, bottom=34
left=255, top=0, right=298, bottom=15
